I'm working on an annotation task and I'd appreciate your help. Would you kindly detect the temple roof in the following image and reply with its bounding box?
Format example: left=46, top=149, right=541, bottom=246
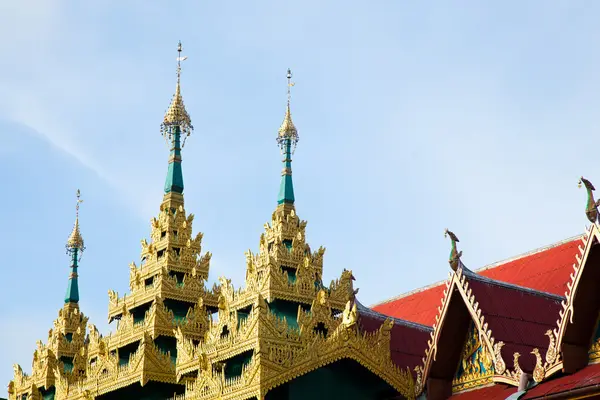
left=371, top=236, right=582, bottom=326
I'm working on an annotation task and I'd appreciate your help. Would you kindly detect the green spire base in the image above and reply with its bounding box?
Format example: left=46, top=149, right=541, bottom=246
left=164, top=126, right=184, bottom=194
left=64, top=248, right=80, bottom=304
left=277, top=139, right=295, bottom=205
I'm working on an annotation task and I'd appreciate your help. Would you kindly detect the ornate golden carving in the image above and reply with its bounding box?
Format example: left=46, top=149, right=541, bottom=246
left=171, top=202, right=413, bottom=399
left=176, top=291, right=414, bottom=400
left=531, top=348, right=545, bottom=383
left=545, top=330, right=557, bottom=365
left=10, top=190, right=216, bottom=400
left=493, top=341, right=506, bottom=375
left=578, top=177, right=600, bottom=224
left=452, top=322, right=494, bottom=392
left=444, top=229, right=462, bottom=271
left=9, top=302, right=90, bottom=400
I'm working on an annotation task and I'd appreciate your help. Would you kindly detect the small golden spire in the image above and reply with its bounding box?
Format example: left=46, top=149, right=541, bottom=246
left=66, top=190, right=85, bottom=251
left=161, top=41, right=193, bottom=144
left=278, top=68, right=299, bottom=143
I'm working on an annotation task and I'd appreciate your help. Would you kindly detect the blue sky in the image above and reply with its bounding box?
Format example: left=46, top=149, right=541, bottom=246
left=1, top=0, right=600, bottom=390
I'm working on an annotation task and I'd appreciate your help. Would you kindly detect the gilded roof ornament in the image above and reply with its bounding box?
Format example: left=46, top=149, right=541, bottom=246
left=66, top=189, right=85, bottom=252
left=277, top=68, right=299, bottom=152
left=578, top=176, right=600, bottom=224
left=444, top=228, right=462, bottom=271
left=161, top=41, right=193, bottom=145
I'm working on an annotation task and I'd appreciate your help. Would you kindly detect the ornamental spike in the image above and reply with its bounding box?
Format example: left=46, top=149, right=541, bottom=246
left=161, top=41, right=193, bottom=142
left=162, top=41, right=193, bottom=195
left=66, top=189, right=85, bottom=252
left=65, top=189, right=84, bottom=304
left=277, top=68, right=299, bottom=148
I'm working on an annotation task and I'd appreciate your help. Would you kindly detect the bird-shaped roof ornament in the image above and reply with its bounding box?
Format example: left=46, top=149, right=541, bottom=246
left=578, top=176, right=600, bottom=224
left=444, top=228, right=462, bottom=271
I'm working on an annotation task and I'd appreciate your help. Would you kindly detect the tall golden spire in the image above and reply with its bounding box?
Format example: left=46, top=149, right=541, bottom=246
left=276, top=69, right=299, bottom=208
left=66, top=189, right=84, bottom=251
left=161, top=41, right=193, bottom=144
left=65, top=189, right=84, bottom=304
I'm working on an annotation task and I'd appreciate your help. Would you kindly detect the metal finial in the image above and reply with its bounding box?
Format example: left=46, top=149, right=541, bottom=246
left=66, top=189, right=85, bottom=252
left=162, top=41, right=193, bottom=144
left=75, top=189, right=83, bottom=217
left=286, top=68, right=294, bottom=106
left=176, top=41, right=185, bottom=86
left=277, top=68, right=299, bottom=152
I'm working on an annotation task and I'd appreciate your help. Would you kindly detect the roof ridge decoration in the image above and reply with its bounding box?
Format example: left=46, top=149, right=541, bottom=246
left=444, top=229, right=463, bottom=271
left=543, top=222, right=600, bottom=378
left=539, top=178, right=600, bottom=378
left=579, top=176, right=600, bottom=224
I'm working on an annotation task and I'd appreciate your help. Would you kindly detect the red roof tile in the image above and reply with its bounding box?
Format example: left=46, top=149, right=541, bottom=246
left=372, top=237, right=581, bottom=326
left=451, top=384, right=518, bottom=399
left=523, top=362, right=600, bottom=398
left=371, top=284, right=446, bottom=326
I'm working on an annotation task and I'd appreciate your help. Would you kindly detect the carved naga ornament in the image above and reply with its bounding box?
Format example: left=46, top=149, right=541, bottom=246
left=445, top=229, right=463, bottom=271
left=579, top=176, right=600, bottom=224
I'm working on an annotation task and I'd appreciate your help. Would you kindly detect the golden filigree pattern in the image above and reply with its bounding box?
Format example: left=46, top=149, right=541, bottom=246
left=452, top=322, right=494, bottom=393
left=177, top=292, right=414, bottom=400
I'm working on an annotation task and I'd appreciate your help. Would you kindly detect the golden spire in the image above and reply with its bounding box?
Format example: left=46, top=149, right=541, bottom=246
left=278, top=68, right=299, bottom=143
left=66, top=189, right=84, bottom=251
left=161, top=41, right=193, bottom=143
